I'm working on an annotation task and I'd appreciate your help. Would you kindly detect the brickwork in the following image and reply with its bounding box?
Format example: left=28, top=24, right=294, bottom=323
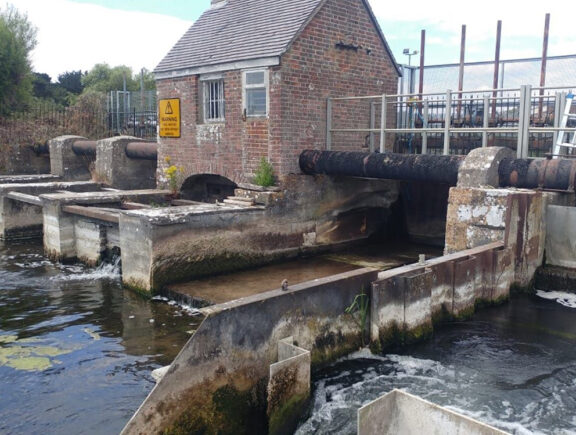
left=156, top=0, right=398, bottom=186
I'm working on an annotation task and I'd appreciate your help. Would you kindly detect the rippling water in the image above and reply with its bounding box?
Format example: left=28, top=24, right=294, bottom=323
left=0, top=240, right=201, bottom=435
left=298, top=294, right=576, bottom=435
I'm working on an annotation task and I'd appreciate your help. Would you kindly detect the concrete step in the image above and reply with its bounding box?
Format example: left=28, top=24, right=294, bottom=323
left=223, top=196, right=255, bottom=206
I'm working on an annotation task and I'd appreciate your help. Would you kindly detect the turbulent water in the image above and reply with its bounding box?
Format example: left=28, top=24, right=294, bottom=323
left=297, top=294, right=576, bottom=435
left=0, top=240, right=201, bottom=435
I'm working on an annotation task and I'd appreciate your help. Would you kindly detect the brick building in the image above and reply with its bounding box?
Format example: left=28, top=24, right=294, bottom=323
left=155, top=0, right=400, bottom=198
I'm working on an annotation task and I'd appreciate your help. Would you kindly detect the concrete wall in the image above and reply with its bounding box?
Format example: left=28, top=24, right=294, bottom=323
left=371, top=242, right=514, bottom=349
left=545, top=205, right=576, bottom=268
left=122, top=268, right=379, bottom=434
left=0, top=144, right=51, bottom=175
left=119, top=175, right=400, bottom=293
left=358, top=389, right=508, bottom=435
left=0, top=181, right=99, bottom=240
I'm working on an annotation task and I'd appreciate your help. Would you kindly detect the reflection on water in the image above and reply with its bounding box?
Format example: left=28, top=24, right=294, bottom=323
left=0, top=240, right=201, bottom=435
left=297, top=294, right=576, bottom=435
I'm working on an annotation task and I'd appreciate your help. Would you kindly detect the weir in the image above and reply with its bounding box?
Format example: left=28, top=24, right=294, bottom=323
left=1, top=134, right=575, bottom=433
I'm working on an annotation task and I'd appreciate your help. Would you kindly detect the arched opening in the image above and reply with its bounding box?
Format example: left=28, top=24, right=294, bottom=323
left=180, top=174, right=238, bottom=203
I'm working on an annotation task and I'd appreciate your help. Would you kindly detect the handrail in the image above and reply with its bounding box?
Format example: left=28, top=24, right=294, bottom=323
left=326, top=84, right=576, bottom=158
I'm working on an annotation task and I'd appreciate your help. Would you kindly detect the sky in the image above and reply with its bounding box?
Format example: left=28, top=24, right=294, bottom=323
left=5, top=0, right=576, bottom=81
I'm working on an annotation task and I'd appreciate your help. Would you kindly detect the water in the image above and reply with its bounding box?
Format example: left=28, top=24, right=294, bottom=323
left=0, top=240, right=201, bottom=435
left=297, top=294, right=576, bottom=435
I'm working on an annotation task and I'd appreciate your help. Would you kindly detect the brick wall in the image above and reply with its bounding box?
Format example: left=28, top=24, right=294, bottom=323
left=278, top=0, right=398, bottom=174
left=156, top=0, right=398, bottom=186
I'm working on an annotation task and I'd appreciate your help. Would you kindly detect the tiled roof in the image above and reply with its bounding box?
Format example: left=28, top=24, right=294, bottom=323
left=155, top=0, right=324, bottom=74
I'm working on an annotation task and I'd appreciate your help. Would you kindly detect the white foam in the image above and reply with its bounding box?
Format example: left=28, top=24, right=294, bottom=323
left=52, top=258, right=121, bottom=282
left=536, top=290, right=576, bottom=308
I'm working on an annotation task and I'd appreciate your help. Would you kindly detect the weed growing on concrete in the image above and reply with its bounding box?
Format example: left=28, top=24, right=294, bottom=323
left=345, top=290, right=370, bottom=347
left=252, top=157, right=275, bottom=187
left=164, top=156, right=184, bottom=195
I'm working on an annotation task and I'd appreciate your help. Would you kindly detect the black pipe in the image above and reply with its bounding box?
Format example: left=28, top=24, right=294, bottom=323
left=125, top=142, right=158, bottom=160
left=72, top=140, right=97, bottom=156
left=499, top=157, right=576, bottom=190
left=299, top=150, right=464, bottom=185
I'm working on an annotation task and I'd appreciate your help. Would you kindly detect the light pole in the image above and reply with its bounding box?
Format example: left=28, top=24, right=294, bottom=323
left=403, top=49, right=419, bottom=94
left=403, top=48, right=419, bottom=66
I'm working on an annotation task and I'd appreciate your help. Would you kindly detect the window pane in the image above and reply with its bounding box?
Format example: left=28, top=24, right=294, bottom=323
left=247, top=88, right=266, bottom=115
left=246, top=71, right=265, bottom=86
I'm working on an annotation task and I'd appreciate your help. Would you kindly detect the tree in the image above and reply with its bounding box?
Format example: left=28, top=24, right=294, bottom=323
left=58, top=70, right=84, bottom=95
left=0, top=4, right=37, bottom=115
left=82, top=63, right=138, bottom=93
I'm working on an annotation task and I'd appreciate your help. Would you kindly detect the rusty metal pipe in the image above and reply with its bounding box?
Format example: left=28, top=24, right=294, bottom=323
left=125, top=142, right=158, bottom=160
left=72, top=140, right=97, bottom=156
left=299, top=150, right=464, bottom=185
left=499, top=157, right=576, bottom=191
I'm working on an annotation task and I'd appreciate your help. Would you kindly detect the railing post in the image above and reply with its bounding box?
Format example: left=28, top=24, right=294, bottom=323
left=517, top=85, right=531, bottom=158
left=482, top=95, right=489, bottom=147
left=553, top=92, right=565, bottom=148
left=326, top=98, right=332, bottom=151
left=443, top=90, right=452, bottom=155
left=380, top=94, right=387, bottom=153
left=422, top=100, right=429, bottom=154
left=369, top=102, right=376, bottom=152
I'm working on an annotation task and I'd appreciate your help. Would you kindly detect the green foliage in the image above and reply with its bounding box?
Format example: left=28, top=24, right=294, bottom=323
left=345, top=290, right=370, bottom=346
left=82, top=63, right=137, bottom=93
left=58, top=70, right=85, bottom=95
left=0, top=4, right=37, bottom=115
left=252, top=157, right=276, bottom=187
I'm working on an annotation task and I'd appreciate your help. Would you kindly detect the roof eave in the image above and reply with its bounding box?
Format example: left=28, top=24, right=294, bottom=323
left=154, top=56, right=281, bottom=80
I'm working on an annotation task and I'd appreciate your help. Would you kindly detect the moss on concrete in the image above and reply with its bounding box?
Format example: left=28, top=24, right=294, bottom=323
left=268, top=392, right=310, bottom=435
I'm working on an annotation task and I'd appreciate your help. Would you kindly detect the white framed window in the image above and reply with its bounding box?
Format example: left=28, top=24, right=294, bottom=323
left=201, top=78, right=225, bottom=122
left=243, top=69, right=268, bottom=117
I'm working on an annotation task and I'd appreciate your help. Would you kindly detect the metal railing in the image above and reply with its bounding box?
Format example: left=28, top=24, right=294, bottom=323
left=327, top=84, right=576, bottom=158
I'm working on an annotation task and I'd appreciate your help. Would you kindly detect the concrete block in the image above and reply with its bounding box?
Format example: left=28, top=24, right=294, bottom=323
left=75, top=219, right=105, bottom=266
left=358, top=389, right=508, bottom=435
left=457, top=146, right=515, bottom=188
left=95, top=136, right=157, bottom=190
left=48, top=135, right=93, bottom=181
left=268, top=337, right=310, bottom=435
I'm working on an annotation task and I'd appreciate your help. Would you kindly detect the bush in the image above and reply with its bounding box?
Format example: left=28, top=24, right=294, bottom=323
left=252, top=157, right=275, bottom=187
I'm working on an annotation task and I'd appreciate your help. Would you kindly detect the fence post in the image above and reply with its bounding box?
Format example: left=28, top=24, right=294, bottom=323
left=422, top=100, right=429, bottom=155
left=380, top=94, right=387, bottom=153
left=443, top=90, right=452, bottom=155
left=482, top=95, right=490, bottom=147
left=326, top=98, right=332, bottom=151
left=517, top=85, right=532, bottom=158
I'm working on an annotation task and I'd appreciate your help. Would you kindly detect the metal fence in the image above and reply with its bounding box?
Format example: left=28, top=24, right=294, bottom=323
left=327, top=84, right=576, bottom=158
left=0, top=105, right=158, bottom=146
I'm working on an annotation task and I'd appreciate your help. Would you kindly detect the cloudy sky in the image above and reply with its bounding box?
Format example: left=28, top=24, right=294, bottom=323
left=6, top=0, right=575, bottom=81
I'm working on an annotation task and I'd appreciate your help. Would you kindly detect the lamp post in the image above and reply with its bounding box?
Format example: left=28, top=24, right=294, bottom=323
left=403, top=48, right=419, bottom=66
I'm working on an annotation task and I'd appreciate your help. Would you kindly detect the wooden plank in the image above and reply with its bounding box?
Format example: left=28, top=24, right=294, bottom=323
left=5, top=191, right=43, bottom=206
left=62, top=205, right=119, bottom=224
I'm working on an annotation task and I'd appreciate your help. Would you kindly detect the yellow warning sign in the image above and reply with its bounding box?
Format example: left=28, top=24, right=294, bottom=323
left=159, top=98, right=181, bottom=138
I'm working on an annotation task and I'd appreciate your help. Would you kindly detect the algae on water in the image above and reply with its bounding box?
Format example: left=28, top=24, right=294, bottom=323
left=0, top=334, right=75, bottom=372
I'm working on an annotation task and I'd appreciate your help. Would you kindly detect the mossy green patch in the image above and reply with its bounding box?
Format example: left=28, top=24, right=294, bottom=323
left=268, top=392, right=310, bottom=435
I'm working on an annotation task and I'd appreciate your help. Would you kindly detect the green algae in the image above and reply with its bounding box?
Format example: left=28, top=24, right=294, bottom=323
left=0, top=334, right=75, bottom=372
